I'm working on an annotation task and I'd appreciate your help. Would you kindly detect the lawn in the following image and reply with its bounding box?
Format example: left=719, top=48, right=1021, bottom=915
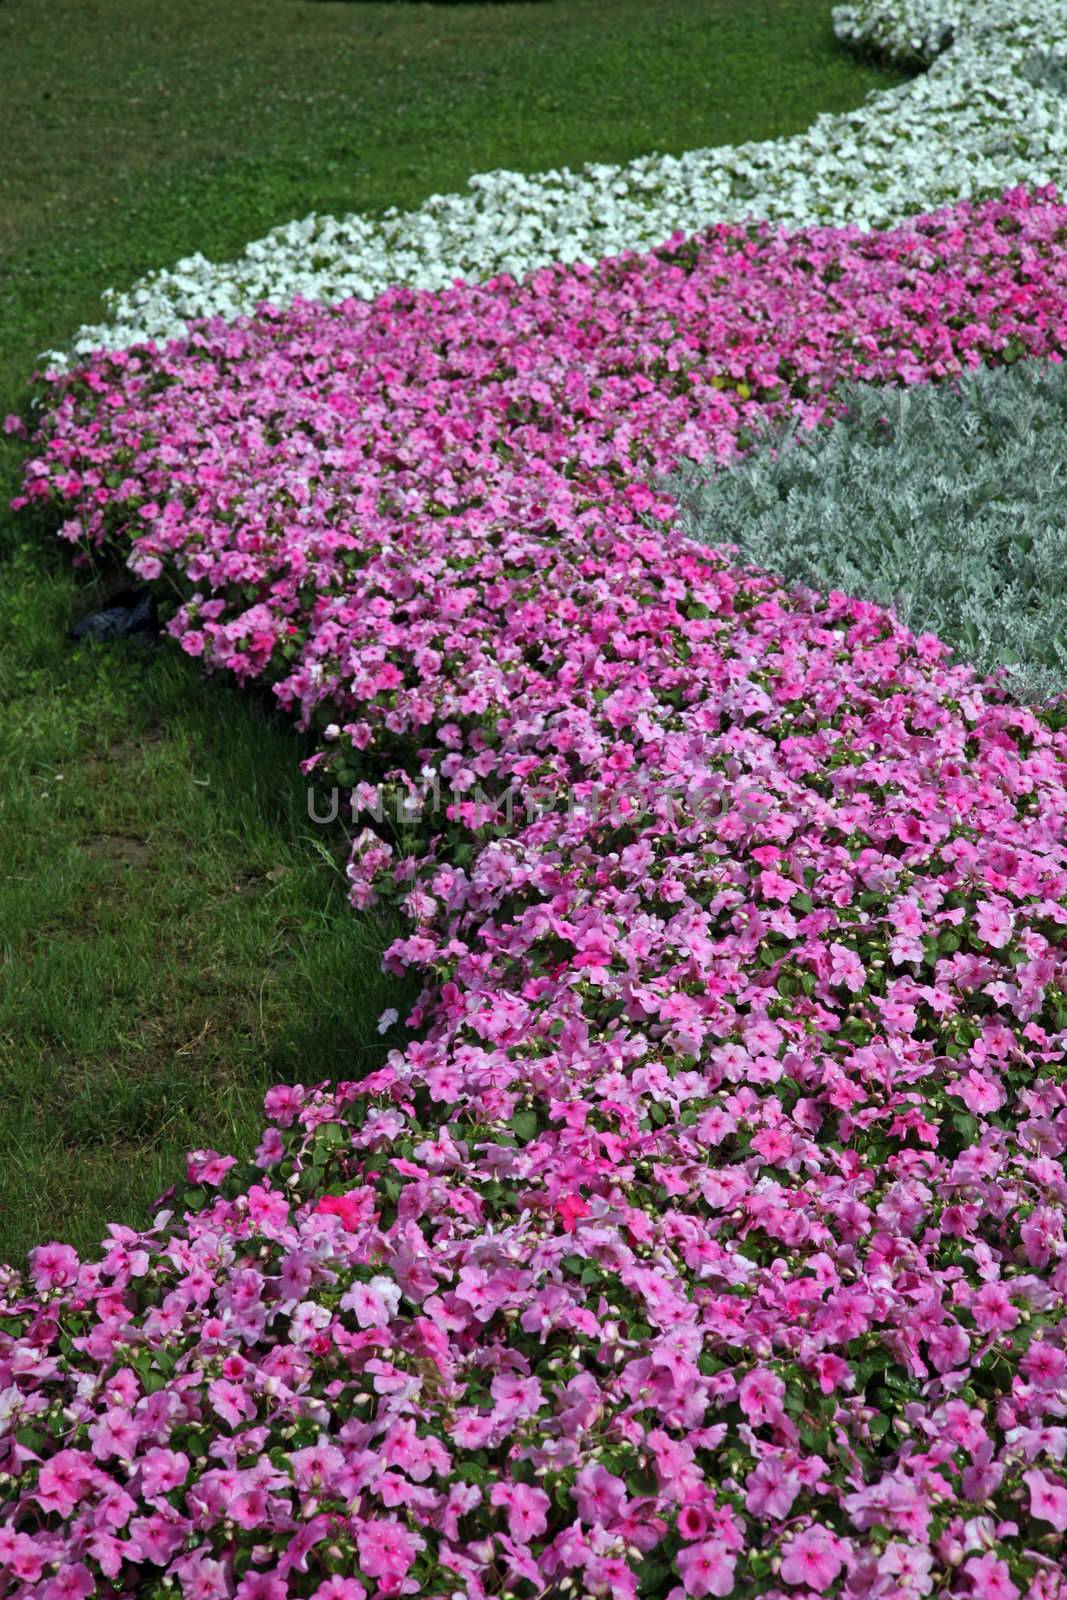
left=0, top=0, right=904, bottom=1263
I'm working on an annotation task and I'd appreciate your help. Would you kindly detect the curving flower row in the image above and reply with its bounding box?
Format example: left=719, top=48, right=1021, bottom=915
left=49, top=0, right=1067, bottom=366
left=6, top=187, right=1067, bottom=1598
left=22, top=186, right=1067, bottom=727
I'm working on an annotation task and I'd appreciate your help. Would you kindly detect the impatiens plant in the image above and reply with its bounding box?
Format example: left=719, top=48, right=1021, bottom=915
left=5, top=181, right=1067, bottom=1596
left=4, top=546, right=1067, bottom=1594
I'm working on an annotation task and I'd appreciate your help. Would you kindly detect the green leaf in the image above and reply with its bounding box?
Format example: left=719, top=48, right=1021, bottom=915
left=315, top=1121, right=348, bottom=1148
left=637, top=1555, right=675, bottom=1595
left=15, top=1426, right=49, bottom=1453
left=509, top=1109, right=539, bottom=1145
left=952, top=1111, right=979, bottom=1144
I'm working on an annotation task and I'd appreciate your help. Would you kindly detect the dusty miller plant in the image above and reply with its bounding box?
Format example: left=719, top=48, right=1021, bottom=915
left=669, top=358, right=1067, bottom=705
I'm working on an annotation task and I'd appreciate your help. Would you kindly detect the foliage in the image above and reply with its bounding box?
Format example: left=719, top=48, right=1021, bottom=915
left=672, top=356, right=1067, bottom=704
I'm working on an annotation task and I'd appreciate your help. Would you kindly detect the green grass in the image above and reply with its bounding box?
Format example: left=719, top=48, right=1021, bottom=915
left=0, top=536, right=415, bottom=1259
left=0, top=0, right=904, bottom=1264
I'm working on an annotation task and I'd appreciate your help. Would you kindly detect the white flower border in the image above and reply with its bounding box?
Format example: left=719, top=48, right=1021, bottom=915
left=51, top=1, right=1067, bottom=365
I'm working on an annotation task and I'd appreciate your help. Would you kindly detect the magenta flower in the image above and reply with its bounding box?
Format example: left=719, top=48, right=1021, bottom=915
left=972, top=1282, right=1020, bottom=1334
left=312, top=1582, right=367, bottom=1600
left=315, top=1189, right=375, bottom=1230
left=28, top=1241, right=80, bottom=1293
left=234, top=1572, right=288, bottom=1600
left=490, top=1480, right=551, bottom=1543
left=355, top=1518, right=424, bottom=1587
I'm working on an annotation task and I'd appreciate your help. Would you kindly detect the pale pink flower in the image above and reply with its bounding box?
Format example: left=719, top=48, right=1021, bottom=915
left=962, top=1554, right=1019, bottom=1600
left=676, top=1538, right=736, bottom=1597
left=1023, top=1469, right=1067, bottom=1533
left=780, top=1524, right=845, bottom=1591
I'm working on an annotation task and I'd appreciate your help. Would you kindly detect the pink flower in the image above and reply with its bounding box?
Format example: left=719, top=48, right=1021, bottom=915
left=952, top=1069, right=1006, bottom=1115
left=828, top=942, right=866, bottom=993
left=962, top=1554, right=1018, bottom=1600
left=574, top=1462, right=628, bottom=1528
left=1020, top=1340, right=1067, bottom=1387
left=381, top=1418, right=451, bottom=1482
left=340, top=1274, right=402, bottom=1328
left=288, top=1444, right=344, bottom=1492
left=811, top=1354, right=851, bottom=1395
left=208, top=1378, right=257, bottom=1427
left=44, top=1564, right=95, bottom=1600
left=738, top=1368, right=785, bottom=1426
left=676, top=1539, right=736, bottom=1598
left=176, top=1555, right=230, bottom=1600
left=490, top=1480, right=551, bottom=1543
left=35, top=1451, right=95, bottom=1517
left=355, top=1518, right=424, bottom=1588
left=13, top=185, right=1067, bottom=1600
left=972, top=1281, right=1019, bottom=1333
left=677, top=1503, right=709, bottom=1540
left=263, top=1084, right=305, bottom=1125
left=1023, top=1469, right=1067, bottom=1533
left=28, top=1242, right=80, bottom=1292
left=186, top=1149, right=238, bottom=1187
left=745, top=1457, right=800, bottom=1520
left=313, top=1582, right=367, bottom=1600
left=780, top=1525, right=845, bottom=1591
left=928, top=1322, right=971, bottom=1373
left=1, top=1532, right=45, bottom=1583
left=975, top=898, right=1015, bottom=949
left=139, top=1448, right=189, bottom=1497
left=235, top=1573, right=288, bottom=1600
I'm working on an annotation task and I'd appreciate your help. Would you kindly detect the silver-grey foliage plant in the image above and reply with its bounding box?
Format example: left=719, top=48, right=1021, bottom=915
left=668, top=358, right=1067, bottom=704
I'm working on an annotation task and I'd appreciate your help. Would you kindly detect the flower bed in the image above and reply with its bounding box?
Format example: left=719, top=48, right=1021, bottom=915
left=6, top=187, right=1067, bottom=1598
left=48, top=0, right=1067, bottom=366
left=21, top=186, right=1067, bottom=777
